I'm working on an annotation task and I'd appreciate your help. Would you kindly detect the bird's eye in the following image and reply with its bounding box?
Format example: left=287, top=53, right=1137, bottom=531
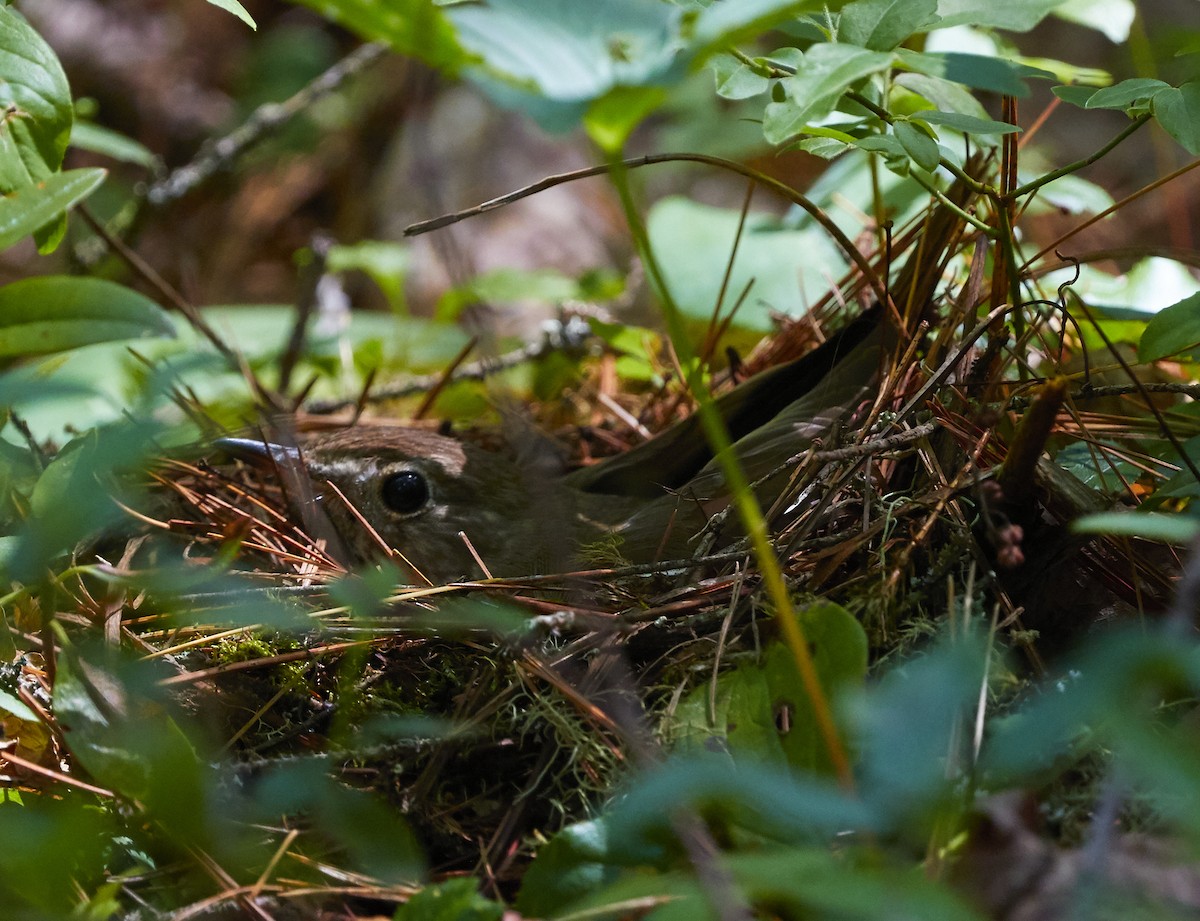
left=381, top=470, right=431, bottom=515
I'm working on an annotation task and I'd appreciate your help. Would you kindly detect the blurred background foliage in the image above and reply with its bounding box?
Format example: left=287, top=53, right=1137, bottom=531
left=0, top=1, right=1200, bottom=919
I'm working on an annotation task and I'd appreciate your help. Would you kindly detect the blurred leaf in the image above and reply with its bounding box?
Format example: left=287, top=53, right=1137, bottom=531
left=0, top=6, right=73, bottom=189
left=251, top=758, right=424, bottom=883
left=395, top=878, right=503, bottom=921
left=0, top=168, right=106, bottom=252
left=690, top=0, right=819, bottom=53
left=55, top=645, right=213, bottom=847
left=1072, top=511, right=1200, bottom=543
left=1024, top=171, right=1113, bottom=214
left=851, top=635, right=985, bottom=829
left=585, top=85, right=668, bottom=152
left=647, top=196, right=847, bottom=330
left=898, top=49, right=1047, bottom=96
left=605, top=756, right=872, bottom=854
left=1138, top=292, right=1200, bottom=362
left=724, top=849, right=984, bottom=921
left=517, top=818, right=630, bottom=917
left=292, top=0, right=466, bottom=71
left=70, top=121, right=158, bottom=168
left=0, top=275, right=173, bottom=359
left=205, top=0, right=257, bottom=29
left=840, top=0, right=941, bottom=51
left=0, top=795, right=115, bottom=912
left=448, top=0, right=681, bottom=130
left=932, top=0, right=1072, bottom=31
left=1153, top=82, right=1200, bottom=155
left=327, top=239, right=411, bottom=313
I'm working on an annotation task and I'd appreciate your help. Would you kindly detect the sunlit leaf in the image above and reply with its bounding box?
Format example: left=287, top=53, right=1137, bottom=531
left=0, top=275, right=173, bottom=358
left=0, top=168, right=106, bottom=252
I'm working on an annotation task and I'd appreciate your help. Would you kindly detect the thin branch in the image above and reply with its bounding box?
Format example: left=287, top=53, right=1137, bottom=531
left=146, top=42, right=387, bottom=206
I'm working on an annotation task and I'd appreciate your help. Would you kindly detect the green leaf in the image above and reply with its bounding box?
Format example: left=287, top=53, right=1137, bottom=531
left=709, top=52, right=770, bottom=100
left=898, top=49, right=1045, bottom=96
left=584, top=85, right=668, bottom=153
left=0, top=275, right=173, bottom=359
left=691, top=0, right=820, bottom=53
left=0, top=6, right=74, bottom=190
left=1153, top=82, right=1200, bottom=155
left=1086, top=77, right=1170, bottom=110
left=447, top=0, right=680, bottom=129
left=646, top=196, right=847, bottom=330
left=933, top=0, right=1071, bottom=31
left=291, top=0, right=466, bottom=72
left=895, top=119, right=940, bottom=170
left=1072, top=511, right=1200, bottom=543
left=69, top=121, right=158, bottom=168
left=917, top=109, right=1020, bottom=134
left=395, top=878, right=502, bottom=921
left=840, top=0, right=940, bottom=51
left=0, top=168, right=106, bottom=251
left=205, top=0, right=256, bottom=29
left=1138, top=292, right=1200, bottom=362
left=893, top=72, right=992, bottom=119
left=327, top=239, right=410, bottom=313
left=765, top=45, right=894, bottom=144
left=1052, top=84, right=1100, bottom=107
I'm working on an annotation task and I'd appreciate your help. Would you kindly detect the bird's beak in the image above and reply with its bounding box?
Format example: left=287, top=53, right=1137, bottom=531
left=213, top=437, right=302, bottom=468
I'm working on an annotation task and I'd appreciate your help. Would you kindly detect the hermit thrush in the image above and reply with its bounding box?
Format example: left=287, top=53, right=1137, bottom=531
left=219, top=308, right=889, bottom=583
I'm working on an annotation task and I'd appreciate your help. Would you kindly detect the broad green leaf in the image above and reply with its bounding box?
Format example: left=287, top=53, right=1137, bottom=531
left=69, top=121, right=157, bottom=168
left=584, top=85, right=668, bottom=153
left=0, top=6, right=73, bottom=190
left=840, top=0, right=940, bottom=51
left=898, top=49, right=1046, bottom=96
left=765, top=45, right=893, bottom=144
left=1086, top=77, right=1170, bottom=110
left=1053, top=84, right=1099, bottom=107
left=893, top=72, right=992, bottom=119
left=895, top=119, right=940, bottom=170
left=709, top=52, right=770, bottom=100
left=0, top=275, right=173, bottom=359
left=690, top=0, right=820, bottom=53
left=646, top=196, right=847, bottom=329
left=1138, top=292, right=1200, bottom=362
left=933, top=0, right=1071, bottom=31
left=447, top=0, right=681, bottom=129
left=395, top=878, right=502, bottom=921
left=1072, top=511, right=1200, bottom=543
left=205, top=0, right=256, bottom=29
left=1153, top=82, right=1200, bottom=155
left=291, top=0, right=466, bottom=72
left=917, top=109, right=1020, bottom=134
left=327, top=239, right=410, bottom=313
left=1025, top=172, right=1113, bottom=215
left=0, top=167, right=106, bottom=251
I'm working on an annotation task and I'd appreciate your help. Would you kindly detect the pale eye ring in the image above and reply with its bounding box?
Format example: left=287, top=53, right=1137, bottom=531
left=381, top=469, right=431, bottom=515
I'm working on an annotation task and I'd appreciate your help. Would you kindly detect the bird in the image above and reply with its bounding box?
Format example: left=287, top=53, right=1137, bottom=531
left=216, top=308, right=890, bottom=584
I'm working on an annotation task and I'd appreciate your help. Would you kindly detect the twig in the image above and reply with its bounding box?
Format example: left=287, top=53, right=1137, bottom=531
left=146, top=42, right=387, bottom=206
left=304, top=315, right=596, bottom=414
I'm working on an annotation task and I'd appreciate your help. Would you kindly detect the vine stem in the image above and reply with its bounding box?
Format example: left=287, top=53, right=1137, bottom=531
left=405, top=152, right=888, bottom=309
